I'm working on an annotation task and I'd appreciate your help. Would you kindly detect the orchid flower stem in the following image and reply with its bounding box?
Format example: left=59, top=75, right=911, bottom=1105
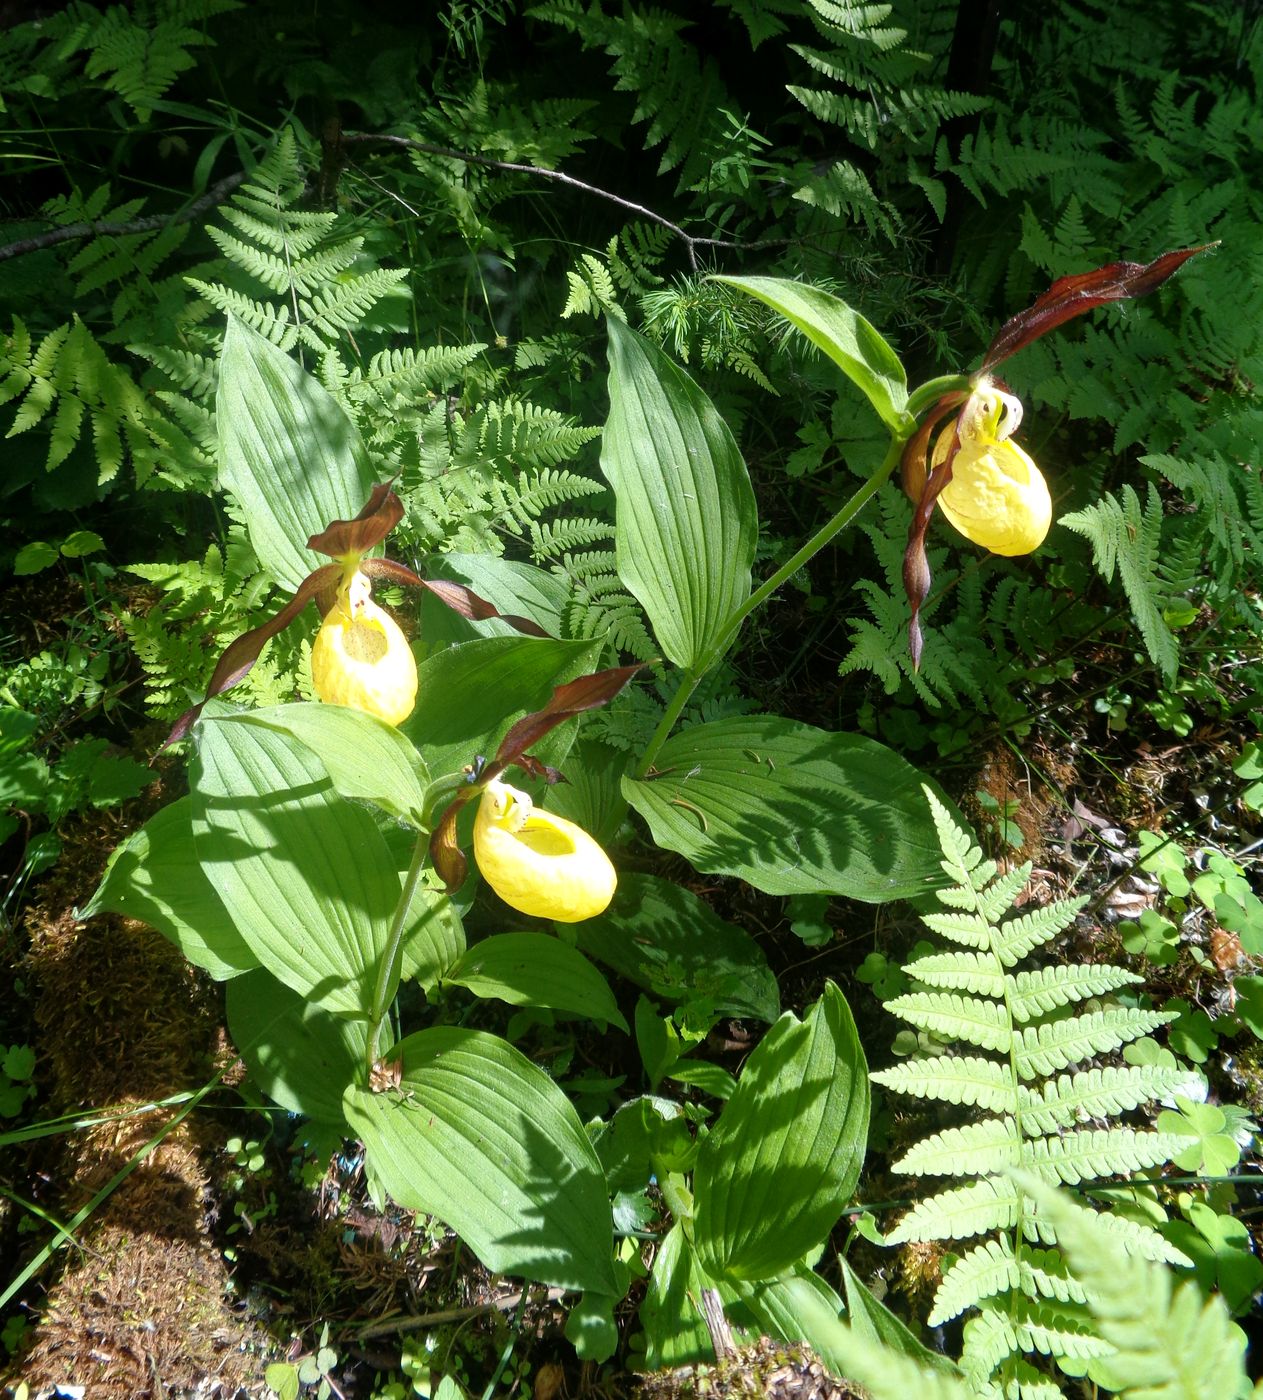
left=635, top=668, right=703, bottom=779
left=905, top=373, right=973, bottom=418
left=636, top=433, right=907, bottom=778
left=366, top=830, right=431, bottom=1078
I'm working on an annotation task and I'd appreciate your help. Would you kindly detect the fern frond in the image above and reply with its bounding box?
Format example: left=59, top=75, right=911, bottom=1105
left=1012, top=1008, right=1174, bottom=1080
left=1018, top=1063, right=1201, bottom=1135
left=1007, top=964, right=1142, bottom=1021
left=886, top=1177, right=1020, bottom=1246
left=1060, top=482, right=1179, bottom=681
left=879, top=789, right=1199, bottom=1385
left=1019, top=1176, right=1252, bottom=1400
left=883, top=991, right=1010, bottom=1051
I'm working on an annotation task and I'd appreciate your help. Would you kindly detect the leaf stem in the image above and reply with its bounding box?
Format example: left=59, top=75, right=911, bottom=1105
left=636, top=434, right=905, bottom=775
left=635, top=668, right=702, bottom=779
left=366, top=832, right=431, bottom=1077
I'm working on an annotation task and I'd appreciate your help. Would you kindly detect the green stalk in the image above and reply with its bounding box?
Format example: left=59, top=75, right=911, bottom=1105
left=635, top=667, right=702, bottom=779
left=904, top=372, right=972, bottom=419
left=365, top=831, right=431, bottom=1077
left=635, top=434, right=907, bottom=777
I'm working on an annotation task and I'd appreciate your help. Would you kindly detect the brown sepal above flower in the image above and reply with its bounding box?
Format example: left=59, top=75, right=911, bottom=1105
left=981, top=245, right=1214, bottom=372
left=428, top=662, right=647, bottom=892
left=307, top=481, right=403, bottom=559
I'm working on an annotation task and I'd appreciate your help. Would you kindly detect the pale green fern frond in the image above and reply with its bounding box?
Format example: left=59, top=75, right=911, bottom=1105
left=42, top=0, right=241, bottom=119
left=189, top=128, right=406, bottom=353
left=872, top=789, right=1195, bottom=1390
left=0, top=314, right=159, bottom=484
left=1018, top=1174, right=1252, bottom=1400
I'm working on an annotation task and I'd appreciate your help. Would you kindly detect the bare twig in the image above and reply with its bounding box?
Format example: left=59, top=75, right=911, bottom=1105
left=0, top=170, right=249, bottom=264
left=1, top=136, right=792, bottom=272
left=340, top=131, right=790, bottom=271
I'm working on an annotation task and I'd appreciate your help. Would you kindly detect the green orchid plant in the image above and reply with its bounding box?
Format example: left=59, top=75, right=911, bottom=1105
left=86, top=244, right=1207, bottom=1376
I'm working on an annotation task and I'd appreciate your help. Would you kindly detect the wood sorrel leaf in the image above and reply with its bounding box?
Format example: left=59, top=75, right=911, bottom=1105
left=344, top=1028, right=618, bottom=1293
left=713, top=275, right=910, bottom=432
left=192, top=707, right=395, bottom=1017
left=603, top=317, right=757, bottom=669
left=82, top=795, right=258, bottom=980
left=217, top=316, right=377, bottom=591
left=622, top=715, right=945, bottom=902
left=693, top=982, right=869, bottom=1281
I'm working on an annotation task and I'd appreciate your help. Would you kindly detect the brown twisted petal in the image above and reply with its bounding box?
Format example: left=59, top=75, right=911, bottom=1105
left=430, top=794, right=471, bottom=894
left=903, top=440, right=958, bottom=671
left=358, top=557, right=551, bottom=638
left=161, top=561, right=343, bottom=749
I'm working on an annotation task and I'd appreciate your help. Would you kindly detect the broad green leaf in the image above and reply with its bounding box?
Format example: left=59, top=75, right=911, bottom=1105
left=574, top=873, right=779, bottom=1023
left=60, top=529, right=104, bottom=558
left=666, top=1060, right=737, bottom=1099
left=694, top=982, right=869, bottom=1281
left=231, top=704, right=429, bottom=827
left=344, top=1028, right=617, bottom=1293
left=623, top=715, right=943, bottom=901
left=192, top=710, right=395, bottom=1016
left=226, top=969, right=364, bottom=1124
left=735, top=1268, right=851, bottom=1379
left=602, top=317, right=757, bottom=668
left=403, top=634, right=602, bottom=780
left=13, top=541, right=57, bottom=575
left=217, top=315, right=376, bottom=591
left=83, top=796, right=257, bottom=980
left=544, top=737, right=629, bottom=847
left=426, top=554, right=569, bottom=638
left=838, top=1258, right=962, bottom=1377
left=445, top=933, right=627, bottom=1031
left=595, top=1097, right=694, bottom=1195
left=401, top=882, right=466, bottom=991
left=637, top=1222, right=715, bottom=1369
left=713, top=275, right=909, bottom=431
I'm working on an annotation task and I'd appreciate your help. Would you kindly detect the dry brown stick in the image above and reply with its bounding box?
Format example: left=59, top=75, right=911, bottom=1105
left=349, top=1286, right=566, bottom=1342
left=0, top=170, right=249, bottom=263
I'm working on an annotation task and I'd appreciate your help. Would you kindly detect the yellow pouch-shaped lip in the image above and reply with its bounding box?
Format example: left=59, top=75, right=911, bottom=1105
left=473, top=779, right=617, bottom=923
left=310, top=570, right=418, bottom=726
left=934, top=387, right=1052, bottom=557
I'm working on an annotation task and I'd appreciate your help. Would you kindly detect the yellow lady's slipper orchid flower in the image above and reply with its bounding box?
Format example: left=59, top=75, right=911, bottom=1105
left=932, top=386, right=1051, bottom=556
left=473, top=778, right=616, bottom=923
left=310, top=569, right=418, bottom=726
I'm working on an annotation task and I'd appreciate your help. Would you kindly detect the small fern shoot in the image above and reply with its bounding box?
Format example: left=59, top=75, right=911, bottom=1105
left=872, top=791, right=1199, bottom=1396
